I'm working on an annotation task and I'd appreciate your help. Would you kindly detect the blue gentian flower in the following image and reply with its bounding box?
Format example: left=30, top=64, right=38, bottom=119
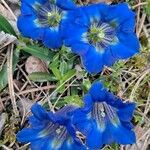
left=61, top=3, right=140, bottom=73
left=17, top=103, right=86, bottom=150
left=71, top=81, right=136, bottom=149
left=18, top=0, right=76, bottom=49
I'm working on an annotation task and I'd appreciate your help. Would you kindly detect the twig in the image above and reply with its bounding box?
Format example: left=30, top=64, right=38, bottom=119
left=7, top=44, right=19, bottom=116
left=52, top=78, right=77, bottom=110
left=129, top=68, right=150, bottom=100
left=1, top=0, right=17, bottom=21
left=41, top=72, right=76, bottom=108
left=137, top=13, right=146, bottom=37
left=1, top=84, right=79, bottom=102
left=132, top=2, right=148, bottom=9
left=136, top=0, right=141, bottom=35
left=0, top=145, right=13, bottom=150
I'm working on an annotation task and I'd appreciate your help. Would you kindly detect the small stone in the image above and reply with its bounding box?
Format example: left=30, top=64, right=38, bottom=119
left=25, top=56, right=47, bottom=74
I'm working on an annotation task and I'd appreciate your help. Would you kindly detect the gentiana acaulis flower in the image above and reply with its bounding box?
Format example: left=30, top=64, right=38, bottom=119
left=61, top=3, right=140, bottom=73
left=71, top=81, right=136, bottom=149
left=17, top=103, right=87, bottom=150
left=17, top=0, right=76, bottom=49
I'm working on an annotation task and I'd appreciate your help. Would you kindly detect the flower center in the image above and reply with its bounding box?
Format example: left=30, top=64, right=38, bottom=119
left=39, top=122, right=68, bottom=149
left=92, top=102, right=120, bottom=129
left=47, top=12, right=61, bottom=27
left=51, top=126, right=68, bottom=149
left=87, top=22, right=117, bottom=51
left=35, top=2, right=62, bottom=28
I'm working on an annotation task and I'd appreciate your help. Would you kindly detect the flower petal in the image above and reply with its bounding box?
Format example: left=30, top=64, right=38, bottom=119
left=17, top=128, right=42, bottom=143
left=17, top=15, right=44, bottom=40
left=102, top=47, right=117, bottom=67
left=61, top=137, right=86, bottom=150
left=79, top=4, right=101, bottom=27
left=104, top=3, right=135, bottom=25
left=31, top=103, right=48, bottom=121
left=71, top=42, right=90, bottom=56
left=103, top=121, right=136, bottom=144
left=117, top=103, right=136, bottom=122
left=111, top=33, right=140, bottom=59
left=56, top=0, right=76, bottom=10
left=81, top=46, right=103, bottom=73
left=72, top=109, right=93, bottom=135
left=30, top=137, right=53, bottom=150
left=20, top=2, right=35, bottom=15
left=82, top=94, right=93, bottom=112
left=120, top=17, right=135, bottom=33
left=118, top=32, right=140, bottom=54
left=61, top=23, right=88, bottom=47
left=89, top=81, right=107, bottom=102
left=86, top=121, right=103, bottom=149
left=42, top=28, right=63, bottom=49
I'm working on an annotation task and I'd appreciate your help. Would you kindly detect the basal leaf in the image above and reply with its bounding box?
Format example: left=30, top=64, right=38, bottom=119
left=0, top=65, right=7, bottom=91
left=51, top=67, right=62, bottom=80
left=20, top=45, right=55, bottom=62
left=28, top=72, right=55, bottom=82
left=61, top=69, right=76, bottom=82
left=0, top=50, right=19, bottom=91
left=0, top=15, right=17, bottom=37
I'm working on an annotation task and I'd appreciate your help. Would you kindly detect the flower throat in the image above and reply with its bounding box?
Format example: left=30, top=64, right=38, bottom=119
left=87, top=22, right=117, bottom=50
left=36, top=2, right=62, bottom=27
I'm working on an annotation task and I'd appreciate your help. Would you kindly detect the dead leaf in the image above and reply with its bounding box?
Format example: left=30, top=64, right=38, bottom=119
left=25, top=56, right=48, bottom=74
left=0, top=3, right=12, bottom=20
left=7, top=0, right=19, bottom=4
left=0, top=2, right=19, bottom=33
left=135, top=125, right=145, bottom=139
left=17, top=98, right=34, bottom=117
left=0, top=31, right=17, bottom=49
left=89, top=0, right=112, bottom=4
left=13, top=79, right=23, bottom=91
left=0, top=113, right=7, bottom=136
left=75, top=65, right=83, bottom=79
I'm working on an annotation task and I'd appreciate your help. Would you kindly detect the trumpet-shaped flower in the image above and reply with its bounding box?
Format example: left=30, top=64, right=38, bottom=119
left=61, top=3, right=140, bottom=73
left=17, top=103, right=86, bottom=150
left=72, top=82, right=136, bottom=149
left=18, top=0, right=76, bottom=49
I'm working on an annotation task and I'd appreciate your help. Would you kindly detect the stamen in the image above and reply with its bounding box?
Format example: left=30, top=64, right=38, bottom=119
left=87, top=21, right=118, bottom=51
left=92, top=102, right=120, bottom=128
left=92, top=103, right=105, bottom=130
left=39, top=122, right=59, bottom=137
left=35, top=2, right=62, bottom=28
left=51, top=126, right=68, bottom=149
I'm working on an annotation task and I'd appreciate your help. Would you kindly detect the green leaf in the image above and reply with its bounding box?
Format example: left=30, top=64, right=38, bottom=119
left=28, top=72, right=55, bottom=82
left=82, top=79, right=91, bottom=91
left=0, top=50, right=19, bottom=91
left=59, top=60, right=68, bottom=75
left=49, top=53, right=60, bottom=68
left=0, top=15, right=17, bottom=37
left=20, top=45, right=55, bottom=62
left=0, top=65, right=7, bottom=91
left=64, top=95, right=83, bottom=106
left=51, top=67, right=62, bottom=80
left=144, top=0, right=150, bottom=16
left=61, top=69, right=76, bottom=82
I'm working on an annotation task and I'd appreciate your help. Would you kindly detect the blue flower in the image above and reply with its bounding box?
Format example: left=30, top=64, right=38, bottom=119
left=18, top=0, right=76, bottom=49
left=17, top=103, right=86, bottom=150
left=71, top=81, right=136, bottom=149
left=61, top=3, right=140, bottom=73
